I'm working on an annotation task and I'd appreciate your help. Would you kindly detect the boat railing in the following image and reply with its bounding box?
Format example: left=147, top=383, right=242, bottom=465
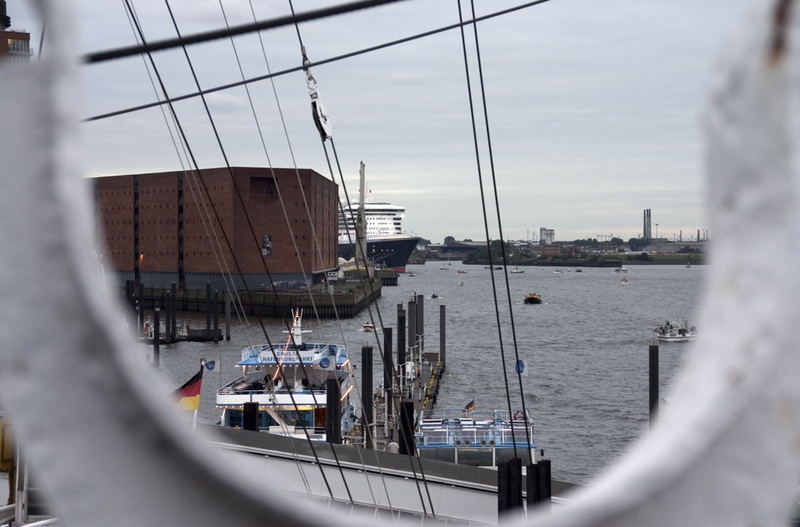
left=217, top=386, right=329, bottom=397
left=417, top=412, right=535, bottom=448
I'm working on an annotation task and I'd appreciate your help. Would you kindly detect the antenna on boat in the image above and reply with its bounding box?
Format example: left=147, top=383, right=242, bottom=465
left=282, top=308, right=311, bottom=347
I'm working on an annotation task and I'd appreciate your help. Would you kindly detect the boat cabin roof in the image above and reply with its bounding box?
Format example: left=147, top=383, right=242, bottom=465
left=237, top=343, right=348, bottom=366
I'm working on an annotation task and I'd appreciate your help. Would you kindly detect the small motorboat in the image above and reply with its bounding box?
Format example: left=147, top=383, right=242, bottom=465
left=619, top=276, right=630, bottom=286
left=614, top=267, right=629, bottom=273
left=457, top=269, right=467, bottom=274
left=431, top=293, right=439, bottom=299
left=408, top=272, right=417, bottom=277
left=510, top=266, right=524, bottom=274
left=362, top=321, right=375, bottom=332
left=654, top=321, right=697, bottom=342
left=575, top=268, right=583, bottom=273
left=523, top=292, right=542, bottom=305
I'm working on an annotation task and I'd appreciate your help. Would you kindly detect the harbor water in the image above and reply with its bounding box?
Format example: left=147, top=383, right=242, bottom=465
left=151, top=262, right=704, bottom=485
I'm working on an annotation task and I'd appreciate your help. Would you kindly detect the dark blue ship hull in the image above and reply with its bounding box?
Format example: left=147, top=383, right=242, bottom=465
left=338, top=235, right=421, bottom=272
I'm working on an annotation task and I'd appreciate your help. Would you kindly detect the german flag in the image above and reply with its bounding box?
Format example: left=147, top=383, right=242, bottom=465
left=174, top=366, right=203, bottom=411
left=464, top=399, right=475, bottom=412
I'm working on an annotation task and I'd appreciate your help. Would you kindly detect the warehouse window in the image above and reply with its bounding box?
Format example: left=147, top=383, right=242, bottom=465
left=250, top=177, right=277, bottom=199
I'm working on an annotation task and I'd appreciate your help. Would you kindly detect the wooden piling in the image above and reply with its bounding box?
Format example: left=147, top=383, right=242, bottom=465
left=498, top=458, right=523, bottom=514
left=649, top=344, right=659, bottom=423
left=225, top=290, right=231, bottom=341
left=397, top=304, right=406, bottom=382
left=137, top=282, right=144, bottom=337
left=383, top=327, right=393, bottom=419
left=399, top=400, right=415, bottom=455
left=416, top=293, right=424, bottom=351
left=527, top=459, right=552, bottom=510
left=205, top=282, right=212, bottom=339
left=361, top=346, right=374, bottom=449
left=170, top=282, right=177, bottom=342
left=326, top=378, right=342, bottom=444
left=213, top=291, right=220, bottom=343
left=242, top=402, right=259, bottom=431
left=163, top=292, right=171, bottom=344
left=439, top=304, right=446, bottom=370
left=153, top=307, right=160, bottom=368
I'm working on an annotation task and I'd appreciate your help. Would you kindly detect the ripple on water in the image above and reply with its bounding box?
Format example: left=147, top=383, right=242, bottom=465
left=157, top=262, right=702, bottom=484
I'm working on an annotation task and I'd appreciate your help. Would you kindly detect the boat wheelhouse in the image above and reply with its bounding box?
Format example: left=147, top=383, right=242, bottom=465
left=216, top=310, right=354, bottom=441
left=416, top=409, right=536, bottom=467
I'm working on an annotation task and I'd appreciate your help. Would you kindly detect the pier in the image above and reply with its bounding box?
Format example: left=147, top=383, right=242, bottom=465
left=124, top=277, right=383, bottom=319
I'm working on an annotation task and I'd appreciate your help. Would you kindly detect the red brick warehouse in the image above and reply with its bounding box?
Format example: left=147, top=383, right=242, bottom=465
left=93, top=167, right=338, bottom=291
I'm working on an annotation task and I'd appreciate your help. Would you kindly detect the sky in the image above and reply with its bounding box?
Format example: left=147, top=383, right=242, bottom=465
left=7, top=0, right=754, bottom=243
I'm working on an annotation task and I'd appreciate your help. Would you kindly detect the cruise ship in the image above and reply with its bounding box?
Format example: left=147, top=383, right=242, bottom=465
left=338, top=202, right=421, bottom=272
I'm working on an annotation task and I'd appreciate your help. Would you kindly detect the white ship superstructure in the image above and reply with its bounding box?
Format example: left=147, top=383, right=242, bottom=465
left=338, top=201, right=421, bottom=272
left=338, top=202, right=406, bottom=237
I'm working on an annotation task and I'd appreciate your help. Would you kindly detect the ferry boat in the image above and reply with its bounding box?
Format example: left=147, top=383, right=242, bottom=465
left=416, top=409, right=536, bottom=466
left=337, top=202, right=421, bottom=272
left=216, top=309, right=355, bottom=440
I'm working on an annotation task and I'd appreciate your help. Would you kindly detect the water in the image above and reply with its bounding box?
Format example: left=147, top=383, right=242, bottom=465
left=153, top=262, right=705, bottom=484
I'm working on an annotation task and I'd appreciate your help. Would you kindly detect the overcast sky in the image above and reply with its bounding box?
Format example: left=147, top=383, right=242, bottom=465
left=8, top=0, right=753, bottom=242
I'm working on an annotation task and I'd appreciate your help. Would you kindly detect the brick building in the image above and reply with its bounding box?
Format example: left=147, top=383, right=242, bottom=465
left=93, top=167, right=338, bottom=289
left=1, top=1, right=32, bottom=64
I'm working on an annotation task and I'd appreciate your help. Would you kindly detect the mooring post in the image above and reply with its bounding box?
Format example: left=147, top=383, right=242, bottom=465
left=439, top=304, right=446, bottom=370
left=170, top=282, right=177, bottom=342
left=649, top=344, right=660, bottom=424
left=361, top=345, right=374, bottom=449
left=205, top=282, right=212, bottom=339
left=397, top=304, right=406, bottom=386
left=416, top=293, right=424, bottom=351
left=326, top=378, right=342, bottom=444
left=527, top=458, right=552, bottom=509
left=407, top=299, right=417, bottom=399
left=163, top=291, right=171, bottom=344
left=383, top=327, right=393, bottom=420
left=242, top=402, right=259, bottom=432
left=399, top=400, right=415, bottom=456
left=213, top=291, right=220, bottom=343
left=137, top=282, right=145, bottom=337
left=498, top=458, right=523, bottom=514
left=224, top=290, right=231, bottom=341
left=153, top=307, right=160, bottom=368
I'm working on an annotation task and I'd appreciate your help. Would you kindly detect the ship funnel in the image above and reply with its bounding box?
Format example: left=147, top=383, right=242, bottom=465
left=0, top=1, right=11, bottom=30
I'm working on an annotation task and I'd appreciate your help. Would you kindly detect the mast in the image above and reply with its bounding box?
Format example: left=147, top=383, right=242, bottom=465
left=356, top=161, right=372, bottom=277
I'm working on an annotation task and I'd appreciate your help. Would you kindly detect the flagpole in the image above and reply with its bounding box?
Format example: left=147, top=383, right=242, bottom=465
left=195, top=358, right=206, bottom=430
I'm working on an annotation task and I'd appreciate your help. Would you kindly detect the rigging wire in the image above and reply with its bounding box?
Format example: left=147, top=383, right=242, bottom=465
left=84, top=0, right=554, bottom=123
left=213, top=0, right=389, bottom=507
left=468, top=0, right=533, bottom=465
left=87, top=0, right=410, bottom=64
left=455, top=0, right=518, bottom=459
left=121, top=0, right=337, bottom=501
left=125, top=0, right=314, bottom=480
left=120, top=1, right=258, bottom=350
left=328, top=138, right=439, bottom=516
left=159, top=0, right=357, bottom=504
left=242, top=0, right=397, bottom=510
left=282, top=0, right=436, bottom=515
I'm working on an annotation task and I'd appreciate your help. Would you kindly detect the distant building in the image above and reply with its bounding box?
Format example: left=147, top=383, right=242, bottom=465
left=539, top=228, right=555, bottom=245
left=643, top=209, right=652, bottom=239
left=93, top=167, right=338, bottom=289
left=0, top=2, right=32, bottom=64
